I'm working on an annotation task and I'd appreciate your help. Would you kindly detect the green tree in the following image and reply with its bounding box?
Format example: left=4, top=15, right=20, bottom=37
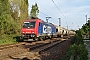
left=0, top=0, right=12, bottom=35
left=9, top=0, right=28, bottom=34
left=69, top=44, right=88, bottom=60
left=81, top=20, right=90, bottom=39
left=0, top=0, right=28, bottom=38
left=30, top=3, right=39, bottom=18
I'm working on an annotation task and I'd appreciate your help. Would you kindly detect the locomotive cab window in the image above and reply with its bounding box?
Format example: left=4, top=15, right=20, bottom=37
left=23, top=22, right=36, bottom=28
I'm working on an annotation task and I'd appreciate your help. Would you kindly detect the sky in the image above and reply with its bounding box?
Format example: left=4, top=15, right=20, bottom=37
left=28, top=0, right=90, bottom=30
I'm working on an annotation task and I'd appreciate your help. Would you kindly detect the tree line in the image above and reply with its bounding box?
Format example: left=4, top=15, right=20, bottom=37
left=0, top=0, right=28, bottom=39
left=78, top=20, right=90, bottom=39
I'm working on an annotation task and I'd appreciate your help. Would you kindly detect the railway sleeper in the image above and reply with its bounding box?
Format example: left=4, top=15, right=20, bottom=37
left=32, top=40, right=66, bottom=54
left=30, top=42, right=51, bottom=51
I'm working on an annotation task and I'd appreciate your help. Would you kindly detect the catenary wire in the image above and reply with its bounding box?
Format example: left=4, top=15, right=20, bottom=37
left=52, top=0, right=69, bottom=20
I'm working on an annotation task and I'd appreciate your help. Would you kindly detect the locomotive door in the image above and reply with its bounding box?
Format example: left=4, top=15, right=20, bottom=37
left=38, top=22, right=42, bottom=34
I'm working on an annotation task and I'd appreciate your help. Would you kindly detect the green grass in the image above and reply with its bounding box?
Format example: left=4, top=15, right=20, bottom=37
left=0, top=34, right=17, bottom=45
left=0, top=39, right=17, bottom=45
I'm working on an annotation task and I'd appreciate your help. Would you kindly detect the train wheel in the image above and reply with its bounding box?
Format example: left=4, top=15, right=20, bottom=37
left=39, top=37, right=43, bottom=41
left=33, top=37, right=38, bottom=41
left=43, top=36, right=46, bottom=40
left=49, top=36, right=52, bottom=39
left=61, top=35, right=63, bottom=38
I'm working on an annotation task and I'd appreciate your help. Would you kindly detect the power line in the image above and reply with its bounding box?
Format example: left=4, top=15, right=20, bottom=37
left=52, top=0, right=68, bottom=20
left=29, top=5, right=49, bottom=16
left=29, top=5, right=57, bottom=23
left=58, top=1, right=69, bottom=20
left=29, top=1, right=58, bottom=21
left=29, top=0, right=51, bottom=17
left=33, top=0, right=56, bottom=18
left=29, top=0, right=59, bottom=24
left=40, top=11, right=49, bottom=16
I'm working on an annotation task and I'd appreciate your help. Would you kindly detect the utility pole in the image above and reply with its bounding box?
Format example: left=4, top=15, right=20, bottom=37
left=85, top=15, right=87, bottom=23
left=58, top=18, right=61, bottom=26
left=77, top=25, right=79, bottom=29
left=46, top=17, right=51, bottom=23
left=66, top=22, right=68, bottom=30
left=67, top=25, right=68, bottom=30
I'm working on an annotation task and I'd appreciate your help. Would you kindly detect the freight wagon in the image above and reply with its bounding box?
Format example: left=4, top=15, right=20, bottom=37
left=54, top=25, right=69, bottom=37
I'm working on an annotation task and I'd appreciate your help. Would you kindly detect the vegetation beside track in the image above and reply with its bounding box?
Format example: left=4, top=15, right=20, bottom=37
left=59, top=33, right=88, bottom=60
left=59, top=35, right=88, bottom=60
left=0, top=0, right=28, bottom=45
left=0, top=0, right=39, bottom=45
left=0, top=34, right=17, bottom=45
left=59, top=18, right=90, bottom=60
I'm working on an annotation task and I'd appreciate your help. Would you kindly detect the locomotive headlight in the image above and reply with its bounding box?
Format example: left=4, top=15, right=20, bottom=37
left=23, top=32, right=24, bottom=33
left=32, top=32, right=34, bottom=33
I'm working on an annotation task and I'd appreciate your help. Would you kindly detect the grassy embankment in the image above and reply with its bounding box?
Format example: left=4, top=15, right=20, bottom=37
left=0, top=34, right=19, bottom=45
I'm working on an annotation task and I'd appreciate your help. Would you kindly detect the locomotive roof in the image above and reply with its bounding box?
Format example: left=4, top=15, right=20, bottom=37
left=24, top=18, right=54, bottom=25
left=25, top=18, right=41, bottom=21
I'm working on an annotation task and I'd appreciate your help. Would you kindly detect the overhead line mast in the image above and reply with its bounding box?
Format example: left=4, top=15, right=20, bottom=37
left=46, top=17, right=51, bottom=23
left=58, top=18, right=61, bottom=26
left=85, top=15, right=87, bottom=23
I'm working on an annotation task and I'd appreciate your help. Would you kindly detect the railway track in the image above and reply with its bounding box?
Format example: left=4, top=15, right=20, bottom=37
left=0, top=36, right=68, bottom=50
left=0, top=42, right=28, bottom=60
left=0, top=42, right=26, bottom=50
left=30, top=40, right=66, bottom=54
left=0, top=38, right=68, bottom=60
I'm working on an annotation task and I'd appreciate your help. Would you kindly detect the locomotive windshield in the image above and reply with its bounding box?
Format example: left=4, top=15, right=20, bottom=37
left=23, top=22, right=36, bottom=28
